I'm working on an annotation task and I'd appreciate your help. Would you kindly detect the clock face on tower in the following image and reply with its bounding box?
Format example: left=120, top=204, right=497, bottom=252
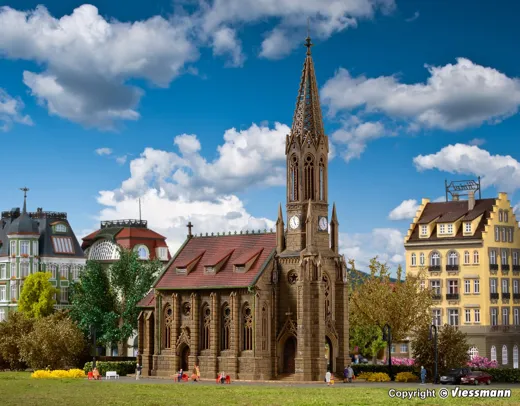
left=289, top=215, right=300, bottom=230
left=318, top=216, right=328, bottom=231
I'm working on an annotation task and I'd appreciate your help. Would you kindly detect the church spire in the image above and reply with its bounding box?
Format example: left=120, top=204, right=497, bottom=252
left=276, top=203, right=285, bottom=253
left=331, top=203, right=339, bottom=254
left=287, top=34, right=325, bottom=148
left=20, top=187, right=29, bottom=214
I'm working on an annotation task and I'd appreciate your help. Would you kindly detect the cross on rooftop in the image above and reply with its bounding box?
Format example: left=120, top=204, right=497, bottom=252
left=187, top=221, right=194, bottom=238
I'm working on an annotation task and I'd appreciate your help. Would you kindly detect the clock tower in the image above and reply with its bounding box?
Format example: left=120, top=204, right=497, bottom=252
left=274, top=35, right=349, bottom=382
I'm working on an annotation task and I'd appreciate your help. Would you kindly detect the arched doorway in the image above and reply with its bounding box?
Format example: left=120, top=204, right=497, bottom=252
left=181, top=346, right=190, bottom=372
left=283, top=337, right=296, bottom=373
left=325, top=336, right=333, bottom=372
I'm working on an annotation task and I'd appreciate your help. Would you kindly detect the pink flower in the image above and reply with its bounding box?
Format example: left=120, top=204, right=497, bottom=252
left=467, top=356, right=498, bottom=369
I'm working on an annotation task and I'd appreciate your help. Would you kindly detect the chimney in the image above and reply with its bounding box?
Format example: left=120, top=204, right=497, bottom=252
left=468, top=190, right=475, bottom=211
left=452, top=193, right=459, bottom=201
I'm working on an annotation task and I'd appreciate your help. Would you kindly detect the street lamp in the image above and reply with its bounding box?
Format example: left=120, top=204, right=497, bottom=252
left=429, top=324, right=438, bottom=384
left=382, top=323, right=392, bottom=380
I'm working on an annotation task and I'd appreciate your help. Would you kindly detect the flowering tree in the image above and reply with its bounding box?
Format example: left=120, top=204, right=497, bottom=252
left=383, top=357, right=415, bottom=366
left=467, top=356, right=498, bottom=369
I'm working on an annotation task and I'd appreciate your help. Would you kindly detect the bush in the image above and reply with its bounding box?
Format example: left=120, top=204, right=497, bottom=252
left=467, top=356, right=498, bottom=369
left=83, top=361, right=137, bottom=377
left=382, top=358, right=415, bottom=366
left=0, top=312, right=34, bottom=370
left=31, top=369, right=86, bottom=379
left=356, top=372, right=373, bottom=380
left=367, top=372, right=391, bottom=382
left=472, top=368, right=520, bottom=383
left=395, top=372, right=419, bottom=382
left=352, top=364, right=416, bottom=375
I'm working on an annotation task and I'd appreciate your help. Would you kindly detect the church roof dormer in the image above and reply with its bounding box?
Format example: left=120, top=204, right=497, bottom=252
left=7, top=187, right=39, bottom=236
left=287, top=35, right=326, bottom=150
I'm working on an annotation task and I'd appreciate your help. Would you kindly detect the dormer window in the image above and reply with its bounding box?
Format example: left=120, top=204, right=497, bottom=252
left=447, top=224, right=453, bottom=234
left=157, top=247, right=168, bottom=260
left=135, top=245, right=149, bottom=260
left=175, top=250, right=205, bottom=275
left=204, top=249, right=234, bottom=275
left=176, top=267, right=187, bottom=275
left=55, top=224, right=67, bottom=233
left=420, top=225, right=428, bottom=236
left=439, top=224, right=445, bottom=234
left=233, top=248, right=263, bottom=274
left=234, top=265, right=246, bottom=273
left=205, top=266, right=215, bottom=274
left=465, top=223, right=471, bottom=233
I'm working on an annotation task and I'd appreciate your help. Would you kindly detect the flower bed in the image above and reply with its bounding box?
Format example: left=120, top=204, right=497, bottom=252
left=83, top=361, right=136, bottom=377
left=31, top=369, right=86, bottom=379
left=395, top=372, right=419, bottom=382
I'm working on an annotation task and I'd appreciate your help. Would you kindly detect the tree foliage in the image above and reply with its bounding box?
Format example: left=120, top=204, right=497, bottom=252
left=109, top=248, right=162, bottom=343
left=18, top=272, right=58, bottom=319
left=349, top=320, right=386, bottom=359
left=19, top=311, right=86, bottom=370
left=69, top=260, right=119, bottom=345
left=349, top=257, right=433, bottom=342
left=411, top=324, right=470, bottom=377
left=0, top=312, right=34, bottom=370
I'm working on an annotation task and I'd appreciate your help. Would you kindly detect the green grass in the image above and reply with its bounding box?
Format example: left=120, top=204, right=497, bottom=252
left=1, top=372, right=520, bottom=406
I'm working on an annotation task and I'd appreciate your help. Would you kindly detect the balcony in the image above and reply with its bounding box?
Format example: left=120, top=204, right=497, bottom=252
left=432, top=294, right=442, bottom=301
left=490, top=293, right=499, bottom=300
left=513, top=293, right=520, bottom=300
left=428, top=265, right=441, bottom=272
left=513, top=265, right=520, bottom=272
left=489, top=264, right=499, bottom=271
left=502, top=292, right=511, bottom=299
left=501, top=264, right=510, bottom=272
left=446, top=264, right=459, bottom=271
left=446, top=293, right=460, bottom=300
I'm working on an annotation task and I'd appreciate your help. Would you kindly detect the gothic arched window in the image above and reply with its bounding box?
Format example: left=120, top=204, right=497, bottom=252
left=242, top=303, right=253, bottom=351
left=319, top=156, right=325, bottom=201
left=201, top=304, right=211, bottom=350
left=290, top=155, right=299, bottom=201
left=221, top=304, right=231, bottom=351
left=163, top=305, right=173, bottom=349
left=303, top=155, right=315, bottom=200
left=261, top=305, right=268, bottom=351
left=323, top=273, right=331, bottom=320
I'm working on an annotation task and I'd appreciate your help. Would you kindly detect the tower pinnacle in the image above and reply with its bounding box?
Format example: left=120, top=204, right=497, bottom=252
left=20, top=187, right=29, bottom=214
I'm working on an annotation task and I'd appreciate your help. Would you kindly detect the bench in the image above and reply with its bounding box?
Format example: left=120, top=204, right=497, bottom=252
left=106, top=371, right=119, bottom=379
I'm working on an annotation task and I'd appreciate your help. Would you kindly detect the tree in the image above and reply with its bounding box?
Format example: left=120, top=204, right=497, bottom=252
left=18, top=272, right=58, bottom=319
left=0, top=312, right=34, bottom=370
left=109, top=248, right=162, bottom=349
left=349, top=257, right=433, bottom=342
left=349, top=323, right=386, bottom=360
left=69, top=260, right=119, bottom=345
left=411, top=324, right=470, bottom=377
left=19, top=311, right=86, bottom=370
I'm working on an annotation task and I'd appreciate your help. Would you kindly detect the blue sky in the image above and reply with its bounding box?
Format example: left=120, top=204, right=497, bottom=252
left=1, top=0, right=520, bottom=273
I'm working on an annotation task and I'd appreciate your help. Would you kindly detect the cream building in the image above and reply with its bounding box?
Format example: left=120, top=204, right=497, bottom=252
left=405, top=187, right=520, bottom=368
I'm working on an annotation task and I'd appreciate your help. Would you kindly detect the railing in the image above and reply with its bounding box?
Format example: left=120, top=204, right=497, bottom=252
left=513, top=265, right=520, bottom=272
left=502, top=292, right=511, bottom=299
left=490, top=293, right=499, bottom=300
left=446, top=293, right=460, bottom=300
left=513, top=293, right=520, bottom=300
left=428, top=265, right=441, bottom=272
left=446, top=264, right=459, bottom=271
left=489, top=264, right=499, bottom=271
left=502, top=264, right=510, bottom=271
left=101, top=219, right=148, bottom=229
left=432, top=294, right=442, bottom=301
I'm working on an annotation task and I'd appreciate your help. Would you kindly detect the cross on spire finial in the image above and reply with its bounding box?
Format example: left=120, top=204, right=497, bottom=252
left=20, top=187, right=29, bottom=213
left=187, top=221, right=194, bottom=238
left=305, top=18, right=313, bottom=55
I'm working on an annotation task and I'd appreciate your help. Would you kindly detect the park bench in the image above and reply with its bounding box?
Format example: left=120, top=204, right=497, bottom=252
left=106, top=371, right=119, bottom=379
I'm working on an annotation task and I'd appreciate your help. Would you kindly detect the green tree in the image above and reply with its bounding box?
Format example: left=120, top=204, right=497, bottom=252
left=0, top=312, right=34, bottom=370
left=69, top=260, right=119, bottom=345
left=18, top=272, right=58, bottom=319
left=411, top=324, right=470, bottom=378
left=19, top=311, right=86, bottom=369
left=109, top=248, right=162, bottom=348
left=349, top=258, right=432, bottom=342
left=349, top=323, right=387, bottom=360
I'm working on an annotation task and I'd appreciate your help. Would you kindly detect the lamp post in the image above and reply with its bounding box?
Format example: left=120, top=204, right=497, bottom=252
left=429, top=324, right=438, bottom=384
left=382, top=324, right=392, bottom=380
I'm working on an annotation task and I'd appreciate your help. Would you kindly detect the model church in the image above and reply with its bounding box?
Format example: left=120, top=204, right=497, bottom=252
left=137, top=36, right=350, bottom=381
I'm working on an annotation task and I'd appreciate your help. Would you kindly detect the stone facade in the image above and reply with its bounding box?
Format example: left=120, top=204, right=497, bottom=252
left=137, top=36, right=350, bottom=381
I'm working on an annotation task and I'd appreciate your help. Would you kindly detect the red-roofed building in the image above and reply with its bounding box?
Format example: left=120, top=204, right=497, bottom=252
left=137, top=38, right=350, bottom=382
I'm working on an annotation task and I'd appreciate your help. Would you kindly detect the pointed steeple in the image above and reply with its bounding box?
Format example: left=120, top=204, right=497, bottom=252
left=331, top=203, right=339, bottom=254
left=287, top=35, right=325, bottom=148
left=276, top=203, right=285, bottom=254
left=305, top=199, right=314, bottom=249
left=277, top=203, right=284, bottom=225
left=20, top=187, right=29, bottom=214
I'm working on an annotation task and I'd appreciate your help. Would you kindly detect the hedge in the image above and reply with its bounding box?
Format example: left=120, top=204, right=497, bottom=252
left=471, top=368, right=520, bottom=383
left=84, top=361, right=137, bottom=377
left=352, top=364, right=418, bottom=376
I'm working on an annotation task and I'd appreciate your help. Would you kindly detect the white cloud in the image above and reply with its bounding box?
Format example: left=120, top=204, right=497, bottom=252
left=259, top=28, right=297, bottom=60
left=388, top=199, right=419, bottom=220
left=110, top=122, right=289, bottom=201
left=468, top=138, right=486, bottom=146
left=321, top=58, right=520, bottom=159
left=405, top=11, right=419, bottom=22
left=0, top=5, right=198, bottom=129
left=95, top=148, right=113, bottom=156
left=116, top=155, right=128, bottom=165
left=414, top=143, right=520, bottom=194
left=0, top=88, right=32, bottom=131
left=331, top=121, right=385, bottom=161
left=211, top=26, right=245, bottom=67
left=339, top=228, right=405, bottom=274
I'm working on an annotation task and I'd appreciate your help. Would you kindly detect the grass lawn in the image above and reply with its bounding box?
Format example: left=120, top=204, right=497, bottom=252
left=1, top=372, right=520, bottom=406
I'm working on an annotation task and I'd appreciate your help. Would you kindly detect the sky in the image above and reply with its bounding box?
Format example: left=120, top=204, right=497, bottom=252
left=2, top=0, right=520, bottom=275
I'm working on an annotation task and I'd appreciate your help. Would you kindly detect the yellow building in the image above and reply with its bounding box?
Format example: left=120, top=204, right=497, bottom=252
left=404, top=184, right=520, bottom=368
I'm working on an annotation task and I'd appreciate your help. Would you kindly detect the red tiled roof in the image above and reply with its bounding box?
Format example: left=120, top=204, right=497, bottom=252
left=204, top=248, right=235, bottom=266
left=408, top=198, right=495, bottom=242
left=116, top=227, right=166, bottom=240
left=137, top=290, right=155, bottom=307
left=176, top=250, right=206, bottom=268
left=233, top=248, right=263, bottom=265
left=155, top=233, right=276, bottom=290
